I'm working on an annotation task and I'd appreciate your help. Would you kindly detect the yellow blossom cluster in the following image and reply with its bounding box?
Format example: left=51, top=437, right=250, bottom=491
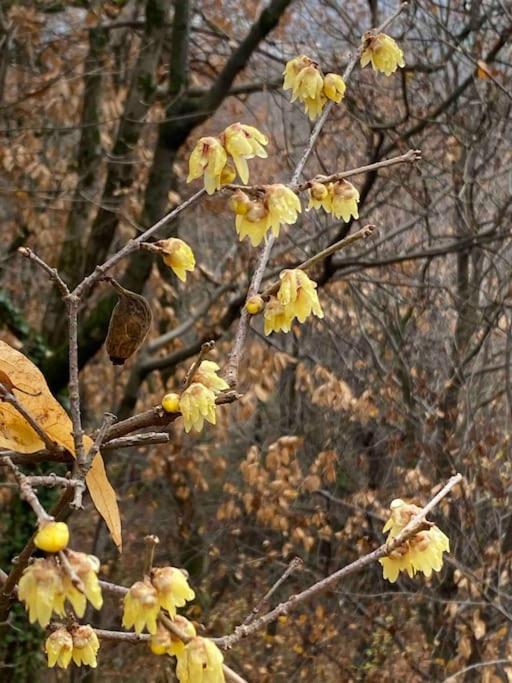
left=187, top=123, right=268, bottom=194
left=161, top=360, right=229, bottom=433
left=308, top=179, right=360, bottom=222
left=18, top=550, right=102, bottom=628
left=229, top=184, right=301, bottom=246
left=361, top=32, right=405, bottom=76
left=264, top=269, right=323, bottom=335
left=152, top=238, right=196, bottom=282
left=379, top=499, right=450, bottom=583
left=122, top=566, right=195, bottom=634
left=46, top=625, right=100, bottom=669
left=283, top=55, right=346, bottom=120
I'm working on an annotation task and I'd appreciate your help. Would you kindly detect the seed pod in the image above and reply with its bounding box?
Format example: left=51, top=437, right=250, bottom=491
left=105, top=279, right=152, bottom=365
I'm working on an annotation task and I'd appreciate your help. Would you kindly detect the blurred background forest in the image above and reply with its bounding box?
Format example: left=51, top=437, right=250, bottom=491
left=1, top=0, right=512, bottom=681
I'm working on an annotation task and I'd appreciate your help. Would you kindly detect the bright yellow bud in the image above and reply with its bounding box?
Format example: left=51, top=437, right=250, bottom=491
left=154, top=237, right=196, bottom=282
left=34, top=521, right=69, bottom=553
left=162, top=392, right=181, bottom=413
left=246, top=295, right=264, bottom=315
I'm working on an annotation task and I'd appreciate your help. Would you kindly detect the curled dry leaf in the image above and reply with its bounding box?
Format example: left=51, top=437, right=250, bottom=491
left=0, top=340, right=121, bottom=549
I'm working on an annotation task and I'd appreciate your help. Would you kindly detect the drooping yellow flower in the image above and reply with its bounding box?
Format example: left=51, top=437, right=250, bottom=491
left=122, top=579, right=160, bottom=635
left=176, top=637, right=225, bottom=683
left=266, top=184, right=301, bottom=237
left=18, top=558, right=65, bottom=628
left=149, top=617, right=197, bottom=657
left=34, top=521, right=69, bottom=553
left=330, top=180, right=360, bottom=222
left=379, top=498, right=450, bottom=583
left=162, top=392, right=180, bottom=413
left=187, top=136, right=227, bottom=195
left=154, top=238, right=196, bottom=282
left=278, top=269, right=324, bottom=324
left=71, top=625, right=100, bottom=668
left=151, top=566, right=195, bottom=618
left=233, top=185, right=300, bottom=247
left=62, top=551, right=103, bottom=617
left=45, top=628, right=73, bottom=669
left=323, top=73, right=346, bottom=103
left=307, top=181, right=331, bottom=212
left=263, top=297, right=294, bottom=336
left=193, top=361, right=229, bottom=394
left=221, top=123, right=268, bottom=184
left=360, top=32, right=405, bottom=76
left=179, top=382, right=217, bottom=433
left=283, top=56, right=326, bottom=121
left=235, top=200, right=270, bottom=247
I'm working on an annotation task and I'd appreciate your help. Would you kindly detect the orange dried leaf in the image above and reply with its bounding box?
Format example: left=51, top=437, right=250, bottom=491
left=0, top=340, right=121, bottom=549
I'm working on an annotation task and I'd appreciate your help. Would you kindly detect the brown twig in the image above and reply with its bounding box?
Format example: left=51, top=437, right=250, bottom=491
left=183, top=340, right=216, bottom=389
left=260, top=224, right=376, bottom=299
left=143, top=535, right=159, bottom=576
left=214, top=473, right=462, bottom=649
left=243, top=556, right=303, bottom=625
left=4, top=457, right=53, bottom=523
left=17, top=247, right=70, bottom=297
left=0, top=384, right=59, bottom=452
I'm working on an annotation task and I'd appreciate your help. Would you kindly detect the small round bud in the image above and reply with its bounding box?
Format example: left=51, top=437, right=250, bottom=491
left=245, top=295, right=264, bottom=315
left=162, top=393, right=180, bottom=413
left=34, top=521, right=70, bottom=553
left=310, top=182, right=329, bottom=201
left=228, top=190, right=251, bottom=216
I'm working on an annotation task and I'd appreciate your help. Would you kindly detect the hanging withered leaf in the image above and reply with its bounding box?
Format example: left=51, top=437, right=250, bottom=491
left=0, top=340, right=122, bottom=549
left=105, top=278, right=152, bottom=365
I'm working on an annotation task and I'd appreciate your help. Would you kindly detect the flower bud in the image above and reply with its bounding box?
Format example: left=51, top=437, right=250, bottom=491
left=229, top=190, right=251, bottom=216
left=245, top=295, right=264, bottom=315
left=309, top=182, right=329, bottom=201
left=162, top=392, right=181, bottom=413
left=34, top=521, right=69, bottom=553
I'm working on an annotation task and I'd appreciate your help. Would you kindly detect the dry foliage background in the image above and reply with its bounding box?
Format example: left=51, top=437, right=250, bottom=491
left=1, top=0, right=512, bottom=681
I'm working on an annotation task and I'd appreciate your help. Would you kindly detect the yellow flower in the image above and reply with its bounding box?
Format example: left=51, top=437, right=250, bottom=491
left=323, top=73, right=346, bottom=103
left=283, top=55, right=311, bottom=92
left=179, top=382, right=217, bottom=433
left=233, top=185, right=300, bottom=247
left=122, top=579, right=160, bottom=635
left=18, top=558, right=65, bottom=627
left=45, top=627, right=73, bottom=669
left=61, top=551, right=103, bottom=618
left=176, top=637, right=225, bottom=683
left=283, top=56, right=327, bottom=121
left=235, top=200, right=270, bottom=247
left=263, top=297, right=294, bottom=336
left=307, top=181, right=331, bottom=212
left=151, top=566, right=195, bottom=618
left=71, top=625, right=100, bottom=668
left=330, top=180, right=360, bottom=221
left=277, top=269, right=324, bottom=324
left=266, top=184, right=301, bottom=237
left=193, top=361, right=229, bottom=394
left=246, top=295, right=264, bottom=315
left=34, top=521, right=69, bottom=553
left=360, top=32, right=405, bottom=76
left=221, top=123, right=268, bottom=184
left=162, top=392, right=180, bottom=413
left=187, top=136, right=227, bottom=195
left=149, top=617, right=197, bottom=657
left=155, top=238, right=196, bottom=282
left=379, top=499, right=450, bottom=583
